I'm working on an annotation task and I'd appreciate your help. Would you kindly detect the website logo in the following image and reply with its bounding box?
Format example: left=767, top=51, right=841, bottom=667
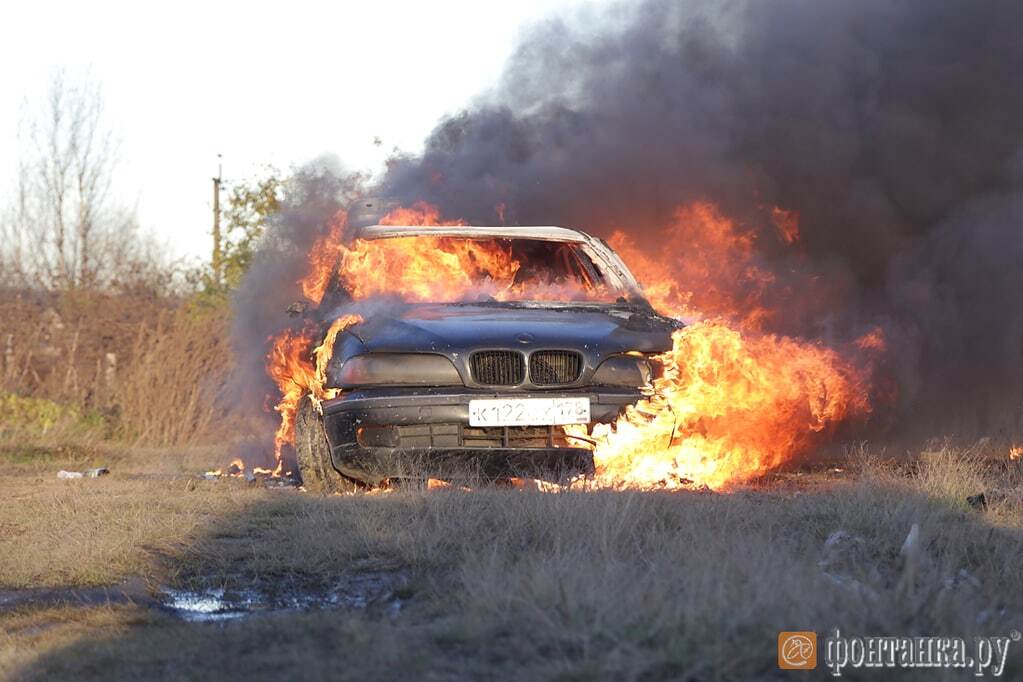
left=779, top=631, right=818, bottom=670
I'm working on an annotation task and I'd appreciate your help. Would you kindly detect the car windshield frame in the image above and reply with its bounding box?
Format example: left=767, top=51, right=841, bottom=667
left=320, top=224, right=653, bottom=309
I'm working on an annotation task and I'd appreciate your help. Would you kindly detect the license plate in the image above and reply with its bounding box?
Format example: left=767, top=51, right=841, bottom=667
left=468, top=397, right=590, bottom=427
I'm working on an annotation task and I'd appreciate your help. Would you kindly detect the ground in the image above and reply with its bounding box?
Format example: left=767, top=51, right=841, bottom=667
left=1, top=443, right=1022, bottom=681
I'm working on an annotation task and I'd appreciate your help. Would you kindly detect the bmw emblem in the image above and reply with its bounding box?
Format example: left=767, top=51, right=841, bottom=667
left=517, top=333, right=534, bottom=344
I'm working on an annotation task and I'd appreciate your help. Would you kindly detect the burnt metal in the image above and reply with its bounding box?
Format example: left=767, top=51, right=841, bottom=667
left=330, top=442, right=594, bottom=486
left=321, top=387, right=644, bottom=436
left=326, top=303, right=678, bottom=391
left=319, top=387, right=638, bottom=485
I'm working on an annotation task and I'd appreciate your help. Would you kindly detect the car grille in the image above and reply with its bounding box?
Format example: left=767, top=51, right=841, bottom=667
left=358, top=423, right=573, bottom=449
left=470, top=350, right=525, bottom=386
left=529, top=350, right=582, bottom=385
left=461, top=426, right=570, bottom=448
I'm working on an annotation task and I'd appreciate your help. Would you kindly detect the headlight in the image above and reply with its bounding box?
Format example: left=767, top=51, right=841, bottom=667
left=332, top=353, right=463, bottom=387
left=592, top=355, right=652, bottom=387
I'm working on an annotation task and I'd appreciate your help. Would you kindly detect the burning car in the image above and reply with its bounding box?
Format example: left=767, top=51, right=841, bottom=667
left=293, top=221, right=679, bottom=492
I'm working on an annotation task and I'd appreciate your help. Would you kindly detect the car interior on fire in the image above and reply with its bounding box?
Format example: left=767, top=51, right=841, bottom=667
left=506, top=239, right=603, bottom=290
left=322, top=230, right=636, bottom=307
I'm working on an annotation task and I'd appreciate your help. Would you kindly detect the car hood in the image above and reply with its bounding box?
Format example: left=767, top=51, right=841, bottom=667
left=337, top=303, right=676, bottom=361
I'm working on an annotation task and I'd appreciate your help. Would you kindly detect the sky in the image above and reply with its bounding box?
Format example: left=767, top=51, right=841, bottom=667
left=0, top=0, right=595, bottom=262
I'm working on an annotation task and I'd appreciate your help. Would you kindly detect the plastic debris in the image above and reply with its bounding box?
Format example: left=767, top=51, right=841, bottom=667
left=57, top=467, right=110, bottom=479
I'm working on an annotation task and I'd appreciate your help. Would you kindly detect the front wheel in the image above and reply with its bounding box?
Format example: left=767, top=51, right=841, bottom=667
left=294, top=395, right=359, bottom=494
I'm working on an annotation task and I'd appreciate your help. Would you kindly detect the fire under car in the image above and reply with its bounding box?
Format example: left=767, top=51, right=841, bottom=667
left=293, top=220, right=679, bottom=492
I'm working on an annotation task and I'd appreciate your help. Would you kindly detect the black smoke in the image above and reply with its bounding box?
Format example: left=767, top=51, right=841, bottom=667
left=373, top=0, right=1023, bottom=439
left=228, top=158, right=363, bottom=459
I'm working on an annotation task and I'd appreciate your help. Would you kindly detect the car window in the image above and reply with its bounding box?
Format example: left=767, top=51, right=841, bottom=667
left=326, top=236, right=627, bottom=304
left=508, top=240, right=603, bottom=289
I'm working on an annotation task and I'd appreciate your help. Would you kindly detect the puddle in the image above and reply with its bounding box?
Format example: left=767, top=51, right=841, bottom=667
left=1, top=570, right=410, bottom=623
left=159, top=569, right=409, bottom=622
left=160, top=588, right=249, bottom=622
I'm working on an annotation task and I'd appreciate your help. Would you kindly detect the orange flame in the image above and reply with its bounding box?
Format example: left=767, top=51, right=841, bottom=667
left=204, top=457, right=246, bottom=479
left=338, top=236, right=522, bottom=301
left=607, top=203, right=776, bottom=328
left=567, top=322, right=872, bottom=490
left=855, top=326, right=887, bottom=353
left=771, top=206, right=801, bottom=245
left=300, top=211, right=347, bottom=304
left=379, top=201, right=466, bottom=227
left=266, top=314, right=362, bottom=474
left=298, top=201, right=608, bottom=305
left=568, top=203, right=881, bottom=489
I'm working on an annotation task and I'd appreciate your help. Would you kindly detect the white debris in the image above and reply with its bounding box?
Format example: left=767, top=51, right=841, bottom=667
left=899, top=523, right=920, bottom=558
left=818, top=530, right=869, bottom=573
left=58, top=467, right=109, bottom=479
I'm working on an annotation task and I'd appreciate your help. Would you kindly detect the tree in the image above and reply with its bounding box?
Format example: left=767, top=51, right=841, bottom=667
left=220, top=169, right=284, bottom=288
left=2, top=73, right=144, bottom=290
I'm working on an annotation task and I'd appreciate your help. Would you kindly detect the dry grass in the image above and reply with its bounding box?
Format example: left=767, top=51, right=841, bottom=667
left=0, top=445, right=249, bottom=589
left=1, top=444, right=1022, bottom=681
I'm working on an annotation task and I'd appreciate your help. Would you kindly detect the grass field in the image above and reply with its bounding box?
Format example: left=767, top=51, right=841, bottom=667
left=2, top=442, right=1022, bottom=681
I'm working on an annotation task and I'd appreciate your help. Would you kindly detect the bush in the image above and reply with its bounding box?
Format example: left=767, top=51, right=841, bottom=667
left=0, top=391, right=108, bottom=443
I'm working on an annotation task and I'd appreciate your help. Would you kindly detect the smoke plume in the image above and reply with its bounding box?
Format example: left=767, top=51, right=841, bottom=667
left=374, top=0, right=1023, bottom=438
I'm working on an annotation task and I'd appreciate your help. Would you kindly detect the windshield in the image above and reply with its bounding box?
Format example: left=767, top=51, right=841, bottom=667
left=328, top=236, right=629, bottom=304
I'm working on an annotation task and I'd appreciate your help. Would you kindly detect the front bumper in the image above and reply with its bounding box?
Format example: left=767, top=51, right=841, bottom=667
left=320, top=386, right=643, bottom=484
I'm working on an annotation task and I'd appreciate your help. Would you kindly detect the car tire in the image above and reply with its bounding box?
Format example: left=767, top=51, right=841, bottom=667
left=294, top=395, right=359, bottom=494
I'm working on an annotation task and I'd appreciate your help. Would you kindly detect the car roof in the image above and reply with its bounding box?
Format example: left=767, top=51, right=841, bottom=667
left=356, top=224, right=591, bottom=243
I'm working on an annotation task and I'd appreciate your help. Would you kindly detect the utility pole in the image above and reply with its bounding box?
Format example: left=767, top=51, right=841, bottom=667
left=212, top=154, right=223, bottom=286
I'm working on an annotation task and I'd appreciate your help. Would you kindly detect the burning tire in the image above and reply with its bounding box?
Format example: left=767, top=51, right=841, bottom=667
left=294, top=395, right=358, bottom=494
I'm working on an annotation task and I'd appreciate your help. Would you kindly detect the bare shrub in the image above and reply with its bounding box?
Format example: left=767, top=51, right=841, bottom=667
left=0, top=290, right=166, bottom=405
left=0, top=289, right=236, bottom=447
left=114, top=306, right=235, bottom=446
